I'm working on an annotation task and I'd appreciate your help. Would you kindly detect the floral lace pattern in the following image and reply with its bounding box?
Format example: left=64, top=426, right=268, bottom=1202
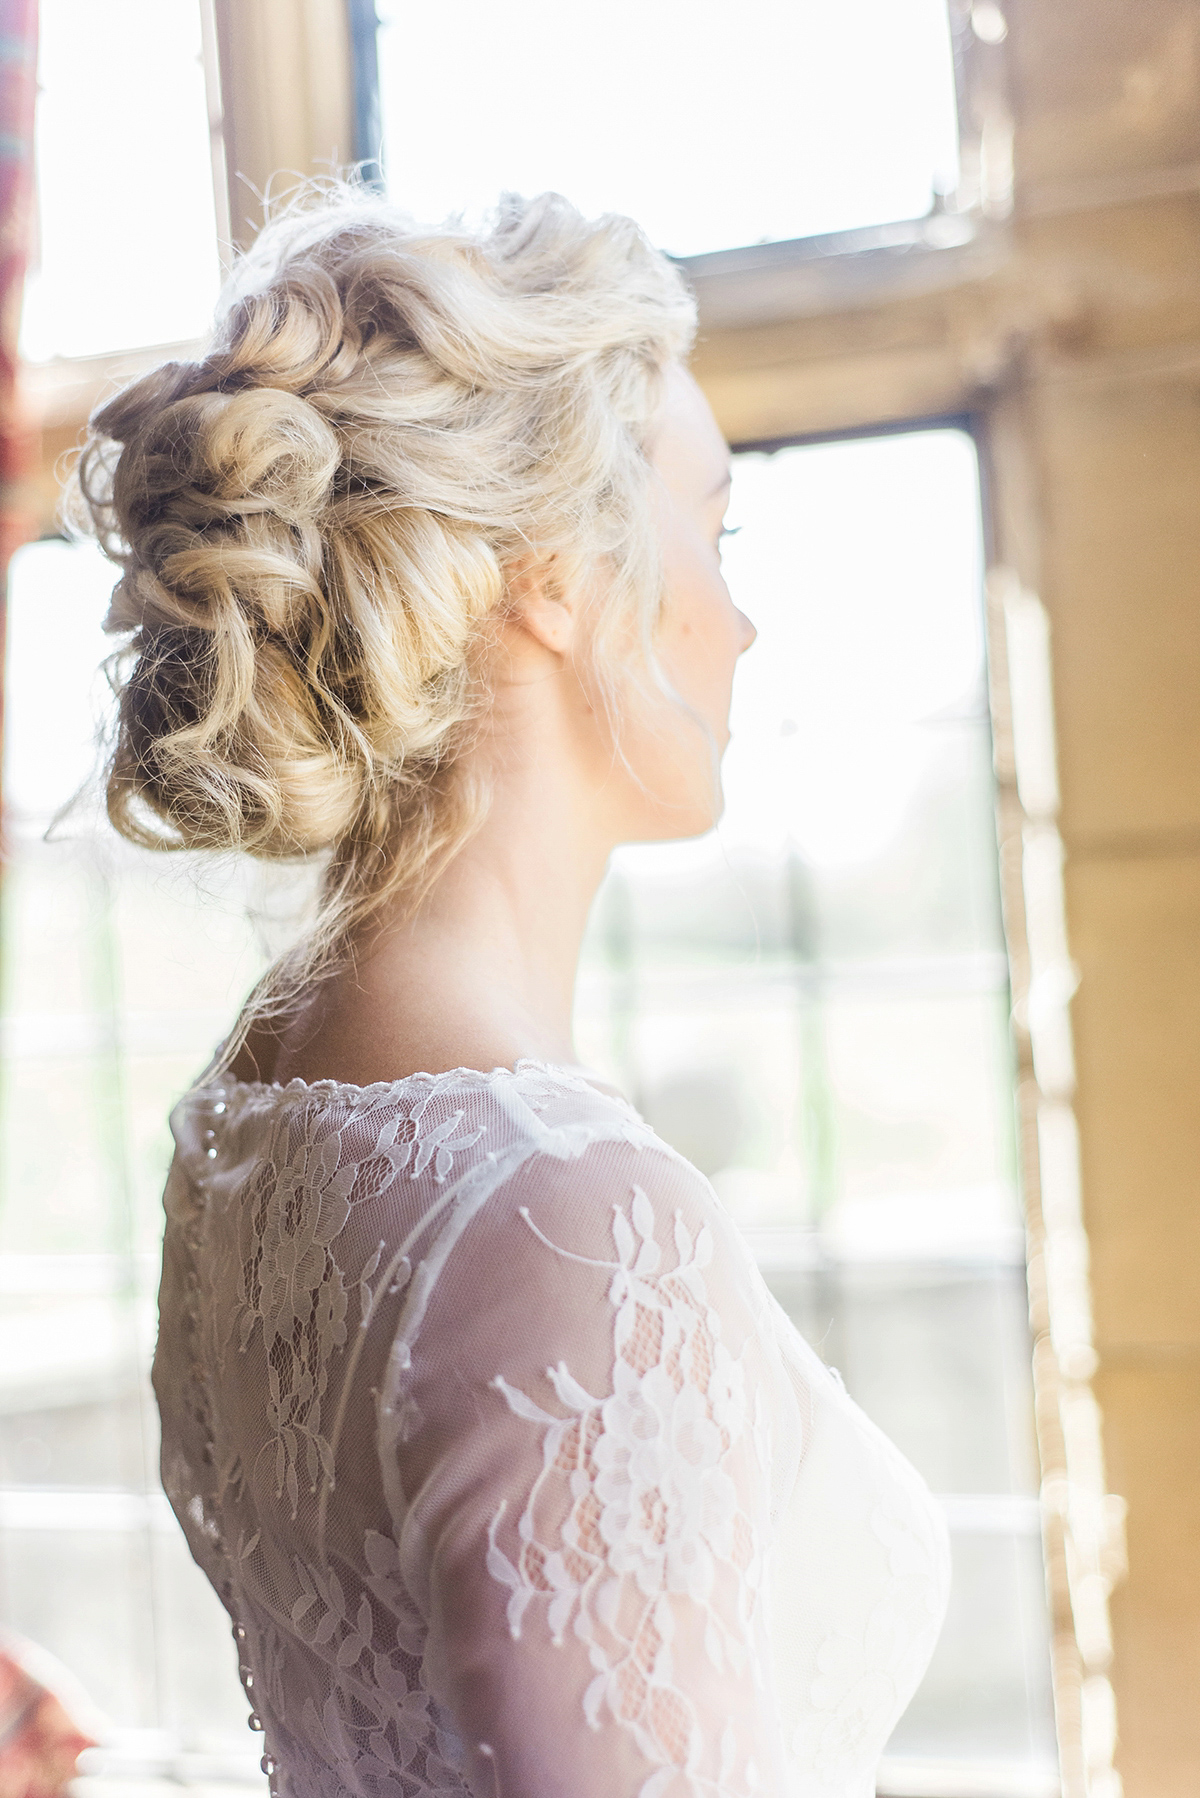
left=156, top=1063, right=950, bottom=1798
left=486, top=1188, right=770, bottom=1797
left=218, top=1090, right=486, bottom=1516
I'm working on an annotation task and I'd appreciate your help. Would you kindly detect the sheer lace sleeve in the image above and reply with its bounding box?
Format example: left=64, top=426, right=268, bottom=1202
left=384, top=1136, right=800, bottom=1798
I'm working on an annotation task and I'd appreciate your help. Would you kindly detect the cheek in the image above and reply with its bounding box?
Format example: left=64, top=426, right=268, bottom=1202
left=656, top=554, right=742, bottom=723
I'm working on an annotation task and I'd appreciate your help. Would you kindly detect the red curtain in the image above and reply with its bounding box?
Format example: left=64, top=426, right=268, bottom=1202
left=0, top=0, right=39, bottom=785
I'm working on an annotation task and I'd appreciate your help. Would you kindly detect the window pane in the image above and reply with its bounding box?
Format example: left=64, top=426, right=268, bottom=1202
left=377, top=0, right=960, bottom=255
left=575, top=429, right=1056, bottom=1778
left=1, top=539, right=269, bottom=1784
left=20, top=0, right=220, bottom=361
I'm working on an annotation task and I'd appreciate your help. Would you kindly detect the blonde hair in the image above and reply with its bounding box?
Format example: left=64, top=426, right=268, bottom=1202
left=70, top=184, right=696, bottom=1017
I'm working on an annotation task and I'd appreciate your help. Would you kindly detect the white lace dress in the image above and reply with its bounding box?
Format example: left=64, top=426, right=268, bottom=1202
left=156, top=1060, right=950, bottom=1798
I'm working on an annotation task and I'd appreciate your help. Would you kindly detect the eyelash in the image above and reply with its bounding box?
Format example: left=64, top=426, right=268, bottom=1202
left=718, top=525, right=742, bottom=544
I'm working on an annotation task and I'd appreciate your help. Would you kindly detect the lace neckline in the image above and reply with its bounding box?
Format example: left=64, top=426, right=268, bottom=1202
left=193, top=1057, right=621, bottom=1106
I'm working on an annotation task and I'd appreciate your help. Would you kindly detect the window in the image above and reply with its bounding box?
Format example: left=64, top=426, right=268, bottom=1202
left=1, top=536, right=277, bottom=1784
left=2, top=0, right=256, bottom=1783
left=0, top=439, right=1055, bottom=1791
left=20, top=0, right=221, bottom=362
left=376, top=0, right=962, bottom=255
left=573, top=428, right=1056, bottom=1788
left=3, top=2, right=1065, bottom=1790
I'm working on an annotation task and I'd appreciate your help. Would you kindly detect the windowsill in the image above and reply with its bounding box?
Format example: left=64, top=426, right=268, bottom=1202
left=679, top=212, right=1012, bottom=331
left=876, top=1755, right=1060, bottom=1798
left=19, top=338, right=206, bottom=432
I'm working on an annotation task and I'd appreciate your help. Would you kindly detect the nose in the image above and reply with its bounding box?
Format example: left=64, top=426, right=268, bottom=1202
left=737, top=608, right=757, bottom=654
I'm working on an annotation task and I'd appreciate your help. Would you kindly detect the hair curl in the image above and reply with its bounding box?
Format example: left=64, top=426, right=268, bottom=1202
left=69, top=184, right=696, bottom=1019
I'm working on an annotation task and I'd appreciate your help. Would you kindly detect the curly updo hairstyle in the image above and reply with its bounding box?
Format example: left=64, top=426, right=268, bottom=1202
left=71, top=185, right=696, bottom=1007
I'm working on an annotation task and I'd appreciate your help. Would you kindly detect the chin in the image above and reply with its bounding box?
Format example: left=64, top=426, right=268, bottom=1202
left=629, top=784, right=726, bottom=845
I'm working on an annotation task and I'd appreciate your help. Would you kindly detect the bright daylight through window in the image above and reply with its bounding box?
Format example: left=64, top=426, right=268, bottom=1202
left=20, top=0, right=220, bottom=361
left=575, top=431, right=1055, bottom=1779
left=1, top=1, right=1055, bottom=1793
left=376, top=0, right=960, bottom=254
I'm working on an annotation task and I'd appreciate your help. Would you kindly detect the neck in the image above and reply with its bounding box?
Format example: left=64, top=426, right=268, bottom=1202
left=264, top=703, right=619, bottom=1087
left=247, top=647, right=628, bottom=1089
left=388, top=752, right=614, bottom=1062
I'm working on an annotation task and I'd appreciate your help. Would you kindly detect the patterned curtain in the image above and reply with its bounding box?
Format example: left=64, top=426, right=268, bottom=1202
left=0, top=0, right=38, bottom=772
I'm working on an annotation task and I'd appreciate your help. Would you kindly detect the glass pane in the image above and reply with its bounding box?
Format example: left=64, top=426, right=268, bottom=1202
left=892, top=1528, right=1057, bottom=1764
left=20, top=0, right=220, bottom=361
left=0, top=1520, right=161, bottom=1725
left=769, top=1265, right=1039, bottom=1496
left=377, top=0, right=960, bottom=256
left=0, top=538, right=271, bottom=1784
left=575, top=428, right=1055, bottom=1780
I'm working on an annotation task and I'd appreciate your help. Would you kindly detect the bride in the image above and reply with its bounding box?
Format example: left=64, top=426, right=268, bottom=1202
left=74, top=188, right=949, bottom=1797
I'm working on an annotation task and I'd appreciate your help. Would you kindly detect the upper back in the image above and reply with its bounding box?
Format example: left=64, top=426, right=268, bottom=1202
left=154, top=1058, right=947, bottom=1798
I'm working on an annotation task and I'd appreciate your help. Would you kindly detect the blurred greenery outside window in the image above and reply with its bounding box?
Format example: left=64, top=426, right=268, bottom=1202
left=1, top=0, right=1055, bottom=1792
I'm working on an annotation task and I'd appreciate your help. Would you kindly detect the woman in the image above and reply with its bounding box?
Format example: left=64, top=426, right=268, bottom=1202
left=75, top=189, right=949, bottom=1797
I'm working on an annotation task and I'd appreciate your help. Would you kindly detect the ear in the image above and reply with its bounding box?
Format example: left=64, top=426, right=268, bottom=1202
left=505, top=556, right=577, bottom=658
